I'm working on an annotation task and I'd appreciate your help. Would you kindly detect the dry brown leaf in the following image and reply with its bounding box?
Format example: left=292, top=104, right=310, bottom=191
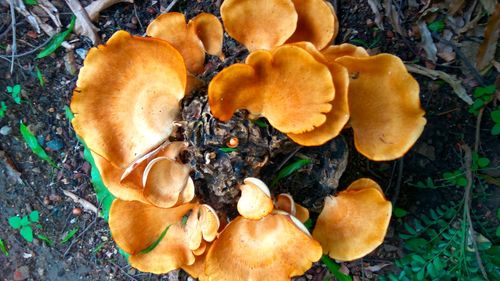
left=65, top=0, right=100, bottom=44
left=417, top=21, right=437, bottom=62
left=476, top=3, right=500, bottom=71
left=367, top=0, right=384, bottom=30
left=406, top=64, right=473, bottom=105
left=75, top=0, right=134, bottom=35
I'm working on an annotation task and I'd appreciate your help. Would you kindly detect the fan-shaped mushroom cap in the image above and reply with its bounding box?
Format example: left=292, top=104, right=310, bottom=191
left=221, top=0, right=298, bottom=51
left=276, top=193, right=310, bottom=223
left=321, top=43, right=369, bottom=62
left=237, top=178, right=274, bottom=220
left=109, top=200, right=198, bottom=274
left=286, top=0, right=337, bottom=50
left=182, top=245, right=210, bottom=281
left=335, top=54, right=426, bottom=160
left=209, top=45, right=334, bottom=134
left=199, top=204, right=220, bottom=242
left=147, top=12, right=223, bottom=74
left=205, top=213, right=322, bottom=280
left=285, top=42, right=350, bottom=145
left=312, top=178, right=392, bottom=261
left=71, top=30, right=186, bottom=168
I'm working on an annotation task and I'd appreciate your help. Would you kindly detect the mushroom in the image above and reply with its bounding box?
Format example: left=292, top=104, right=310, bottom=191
left=71, top=30, right=186, bottom=168
left=205, top=214, right=321, bottom=280
left=335, top=54, right=427, bottom=160
left=312, top=178, right=392, bottom=261
left=237, top=177, right=274, bottom=220
left=275, top=193, right=310, bottom=223
left=220, top=0, right=298, bottom=51
left=208, top=44, right=335, bottom=134
left=285, top=0, right=338, bottom=50
left=146, top=12, right=223, bottom=74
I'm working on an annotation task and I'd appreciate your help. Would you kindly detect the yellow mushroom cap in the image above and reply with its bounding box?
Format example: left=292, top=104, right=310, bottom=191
left=221, top=0, right=298, bottom=51
left=199, top=204, right=220, bottom=242
left=188, top=13, right=224, bottom=59
left=275, top=193, right=310, bottom=223
left=335, top=54, right=426, bottom=160
left=209, top=45, right=334, bottom=134
left=312, top=178, right=392, bottom=261
left=286, top=0, right=337, bottom=50
left=205, top=213, right=322, bottom=281
left=109, top=200, right=198, bottom=274
left=237, top=178, right=274, bottom=220
left=71, top=30, right=186, bottom=168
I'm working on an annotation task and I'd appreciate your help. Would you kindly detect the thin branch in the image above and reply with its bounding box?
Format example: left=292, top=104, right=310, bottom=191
left=9, top=0, right=17, bottom=73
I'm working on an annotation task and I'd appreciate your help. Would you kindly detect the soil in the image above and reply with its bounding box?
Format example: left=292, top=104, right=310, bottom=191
left=0, top=0, right=498, bottom=281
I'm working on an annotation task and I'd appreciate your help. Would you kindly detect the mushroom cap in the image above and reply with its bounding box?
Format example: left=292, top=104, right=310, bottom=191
left=71, top=30, right=186, bottom=168
left=276, top=193, right=310, bottom=223
left=286, top=0, right=337, bottom=50
left=209, top=45, right=335, bottom=134
left=205, top=213, right=322, bottom=281
left=335, top=54, right=426, bottom=160
left=321, top=43, right=369, bottom=62
left=285, top=42, right=350, bottom=145
left=237, top=178, right=274, bottom=220
left=221, top=0, right=298, bottom=51
left=146, top=12, right=206, bottom=74
left=188, top=13, right=224, bottom=59
left=109, top=200, right=197, bottom=274
left=199, top=204, right=220, bottom=242
left=312, top=178, right=392, bottom=261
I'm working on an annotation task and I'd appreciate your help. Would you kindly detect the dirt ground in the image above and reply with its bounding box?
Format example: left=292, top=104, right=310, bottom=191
left=0, top=0, right=498, bottom=280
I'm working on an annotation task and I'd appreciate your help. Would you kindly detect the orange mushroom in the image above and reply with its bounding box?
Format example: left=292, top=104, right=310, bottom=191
left=71, top=30, right=186, bottom=168
left=220, top=0, right=298, bottom=51
left=205, top=213, right=322, bottom=280
left=275, top=193, right=310, bottom=223
left=312, top=178, right=392, bottom=261
left=146, top=12, right=223, bottom=74
left=237, top=177, right=274, bottom=220
left=335, top=54, right=426, bottom=160
left=208, top=44, right=335, bottom=134
left=286, top=0, right=338, bottom=50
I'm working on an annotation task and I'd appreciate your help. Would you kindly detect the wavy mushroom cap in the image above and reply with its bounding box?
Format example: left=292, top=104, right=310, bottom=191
left=335, top=54, right=426, bottom=160
left=286, top=42, right=350, bottom=145
left=109, top=200, right=198, bottom=274
left=147, top=12, right=223, bottom=74
left=275, top=193, right=310, bottom=223
left=205, top=213, right=322, bottom=281
left=321, top=43, right=369, bottom=62
left=285, top=0, right=337, bottom=50
left=209, top=45, right=334, bottom=134
left=312, top=178, right=392, bottom=261
left=221, top=0, right=298, bottom=51
left=199, top=204, right=220, bottom=242
left=71, top=31, right=186, bottom=168
left=237, top=178, right=274, bottom=220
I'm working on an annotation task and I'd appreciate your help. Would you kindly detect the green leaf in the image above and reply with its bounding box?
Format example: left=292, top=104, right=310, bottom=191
left=219, top=147, right=238, bottom=153
left=23, top=0, right=38, bottom=5
left=477, top=157, right=490, bottom=168
left=321, top=256, right=352, bottom=281
left=35, top=66, right=45, bottom=87
left=0, top=101, right=7, bottom=119
left=497, top=208, right=500, bottom=220
left=252, top=118, right=268, bottom=128
left=8, top=216, right=22, bottom=229
left=37, top=16, right=76, bottom=59
left=29, top=211, right=40, bottom=223
left=0, top=238, right=8, bottom=256
left=20, top=216, right=30, bottom=226
left=394, top=207, right=408, bottom=218
left=303, top=219, right=313, bottom=231
left=473, top=85, right=495, bottom=98
left=20, top=122, right=57, bottom=167
left=92, top=241, right=106, bottom=253
left=491, top=109, right=500, bottom=123
left=492, top=124, right=500, bottom=135
left=36, top=234, right=53, bottom=246
left=7, top=84, right=21, bottom=104
left=428, top=20, right=445, bottom=33
left=271, top=158, right=312, bottom=187
left=456, top=176, right=468, bottom=187
left=496, top=226, right=500, bottom=237
left=139, top=225, right=171, bottom=254
left=61, top=228, right=78, bottom=244
left=20, top=226, right=34, bottom=242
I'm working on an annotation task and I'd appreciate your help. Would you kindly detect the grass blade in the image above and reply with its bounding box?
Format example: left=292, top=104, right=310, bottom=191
left=37, top=16, right=76, bottom=59
left=19, top=122, right=57, bottom=167
left=139, top=225, right=171, bottom=254
left=321, top=255, right=352, bottom=281
left=272, top=158, right=312, bottom=187
left=61, top=227, right=78, bottom=244
left=0, top=238, right=8, bottom=256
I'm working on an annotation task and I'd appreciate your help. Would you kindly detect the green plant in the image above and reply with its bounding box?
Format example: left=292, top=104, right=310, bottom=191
left=468, top=85, right=496, bottom=115
left=0, top=101, right=6, bottom=118
left=61, top=227, right=79, bottom=244
left=490, top=107, right=500, bottom=135
left=37, top=16, right=76, bottom=59
left=20, top=122, right=57, bottom=167
left=427, top=19, right=445, bottom=33
left=6, top=84, right=21, bottom=104
left=8, top=211, right=41, bottom=243
left=0, top=238, right=8, bottom=256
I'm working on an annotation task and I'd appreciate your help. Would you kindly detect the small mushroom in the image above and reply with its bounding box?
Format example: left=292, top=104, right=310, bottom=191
left=335, top=54, right=426, bottom=160
left=237, top=178, right=274, bottom=220
left=208, top=45, right=334, bottom=134
left=146, top=12, right=223, bottom=74
left=71, top=30, right=186, bottom=168
left=312, top=178, right=392, bottom=261
left=275, top=193, right=309, bottom=223
left=220, top=0, right=298, bottom=51
left=205, top=213, right=322, bottom=280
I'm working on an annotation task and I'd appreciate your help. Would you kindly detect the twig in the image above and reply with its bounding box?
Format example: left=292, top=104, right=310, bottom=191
left=165, top=0, right=180, bottom=12
left=108, top=260, right=139, bottom=281
left=275, top=146, right=302, bottom=172
left=474, top=108, right=484, bottom=153
left=391, top=157, right=404, bottom=205
left=9, top=0, right=17, bottom=74
left=62, top=189, right=98, bottom=214
left=460, top=144, right=489, bottom=280
left=63, top=216, right=98, bottom=256
left=133, top=3, right=144, bottom=33
left=0, top=34, right=55, bottom=59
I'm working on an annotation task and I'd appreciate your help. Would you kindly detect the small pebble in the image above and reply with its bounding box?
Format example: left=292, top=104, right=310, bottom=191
left=13, top=266, right=30, bottom=281
left=0, top=125, right=12, bottom=135
left=75, top=48, right=88, bottom=60
left=46, top=138, right=64, bottom=151
left=72, top=207, right=82, bottom=216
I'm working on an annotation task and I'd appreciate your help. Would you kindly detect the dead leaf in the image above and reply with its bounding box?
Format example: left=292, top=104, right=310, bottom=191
left=477, top=3, right=500, bottom=71
left=365, top=263, right=391, bottom=272
left=417, top=21, right=438, bottom=62
left=74, top=0, right=134, bottom=35
left=367, top=0, right=384, bottom=30
left=65, top=0, right=100, bottom=44
left=406, top=64, right=473, bottom=105
left=480, top=0, right=497, bottom=14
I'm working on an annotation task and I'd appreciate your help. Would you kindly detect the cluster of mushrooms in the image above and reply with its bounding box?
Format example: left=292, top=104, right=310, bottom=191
left=70, top=0, right=426, bottom=280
